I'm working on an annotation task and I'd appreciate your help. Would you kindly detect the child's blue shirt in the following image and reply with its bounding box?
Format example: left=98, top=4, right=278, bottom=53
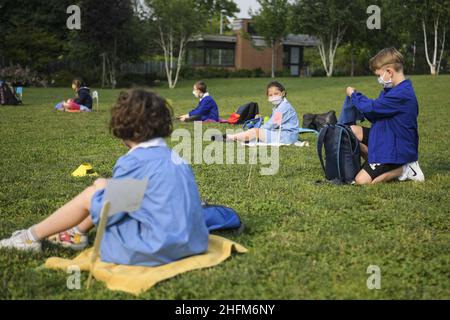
left=351, top=79, right=419, bottom=165
left=189, top=93, right=219, bottom=121
left=260, top=98, right=300, bottom=144
left=90, top=138, right=209, bottom=267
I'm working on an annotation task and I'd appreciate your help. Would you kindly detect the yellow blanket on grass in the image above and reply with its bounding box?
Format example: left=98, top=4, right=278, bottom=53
left=45, top=235, right=248, bottom=295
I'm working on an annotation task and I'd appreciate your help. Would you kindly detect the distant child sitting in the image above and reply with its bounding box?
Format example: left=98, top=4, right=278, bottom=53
left=55, top=78, right=93, bottom=112
left=1, top=89, right=209, bottom=267
left=213, top=81, right=300, bottom=144
left=346, top=48, right=425, bottom=185
left=178, top=80, right=219, bottom=122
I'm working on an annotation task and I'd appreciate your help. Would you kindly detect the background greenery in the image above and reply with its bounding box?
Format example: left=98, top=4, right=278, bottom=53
left=0, top=76, right=449, bottom=299
left=1, top=0, right=449, bottom=88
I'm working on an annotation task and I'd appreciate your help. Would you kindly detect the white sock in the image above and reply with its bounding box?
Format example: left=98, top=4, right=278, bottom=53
left=71, top=226, right=86, bottom=235
left=25, top=227, right=40, bottom=242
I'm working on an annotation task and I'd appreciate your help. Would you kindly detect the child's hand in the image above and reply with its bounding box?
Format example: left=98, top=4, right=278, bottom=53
left=346, top=87, right=356, bottom=97
left=179, top=114, right=189, bottom=122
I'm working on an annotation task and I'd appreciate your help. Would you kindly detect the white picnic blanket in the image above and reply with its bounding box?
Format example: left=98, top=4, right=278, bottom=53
left=241, top=141, right=310, bottom=148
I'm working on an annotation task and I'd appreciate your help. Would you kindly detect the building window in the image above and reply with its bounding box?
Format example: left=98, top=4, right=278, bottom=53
left=187, top=48, right=205, bottom=66
left=187, top=47, right=235, bottom=67
left=283, top=46, right=303, bottom=76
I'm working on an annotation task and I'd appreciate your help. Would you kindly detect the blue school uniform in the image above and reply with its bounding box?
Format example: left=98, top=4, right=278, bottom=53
left=260, top=98, right=300, bottom=144
left=351, top=79, right=419, bottom=165
left=89, top=138, right=209, bottom=267
left=189, top=93, right=219, bottom=122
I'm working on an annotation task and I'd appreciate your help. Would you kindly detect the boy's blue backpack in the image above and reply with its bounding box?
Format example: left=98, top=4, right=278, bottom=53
left=242, top=117, right=264, bottom=131
left=317, top=124, right=361, bottom=184
left=202, top=204, right=242, bottom=232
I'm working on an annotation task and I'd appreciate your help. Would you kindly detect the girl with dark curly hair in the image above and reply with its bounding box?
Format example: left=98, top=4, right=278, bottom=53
left=0, top=89, right=209, bottom=267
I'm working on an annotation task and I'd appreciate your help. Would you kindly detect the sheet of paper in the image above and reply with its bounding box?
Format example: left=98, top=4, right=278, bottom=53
left=104, top=178, right=148, bottom=216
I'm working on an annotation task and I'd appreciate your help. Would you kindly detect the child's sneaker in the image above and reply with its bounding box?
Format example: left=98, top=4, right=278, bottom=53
left=0, top=230, right=42, bottom=252
left=48, top=228, right=88, bottom=251
left=399, top=161, right=425, bottom=182
left=211, top=134, right=233, bottom=142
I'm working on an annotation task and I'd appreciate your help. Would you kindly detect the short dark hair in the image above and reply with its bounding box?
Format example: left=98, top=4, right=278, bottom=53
left=110, top=89, right=173, bottom=143
left=194, top=80, right=207, bottom=93
left=266, top=81, right=286, bottom=96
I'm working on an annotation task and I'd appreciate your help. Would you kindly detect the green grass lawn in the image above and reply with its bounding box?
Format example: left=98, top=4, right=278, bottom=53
left=0, top=76, right=449, bottom=299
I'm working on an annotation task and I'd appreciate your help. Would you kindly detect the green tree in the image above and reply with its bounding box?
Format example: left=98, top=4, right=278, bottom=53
left=144, top=0, right=238, bottom=88
left=290, top=0, right=361, bottom=77
left=251, top=0, right=290, bottom=78
left=75, top=0, right=143, bottom=88
left=414, top=0, right=450, bottom=75
left=0, top=0, right=73, bottom=73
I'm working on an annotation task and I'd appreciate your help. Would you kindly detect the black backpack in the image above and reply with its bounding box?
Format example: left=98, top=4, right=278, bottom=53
left=317, top=124, right=361, bottom=184
left=228, top=102, right=259, bottom=125
left=303, top=110, right=337, bottom=131
left=0, top=81, right=20, bottom=106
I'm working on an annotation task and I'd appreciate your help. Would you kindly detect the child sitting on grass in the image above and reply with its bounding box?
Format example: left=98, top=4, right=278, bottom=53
left=178, top=80, right=219, bottom=122
left=1, top=89, right=209, bottom=267
left=346, top=48, right=425, bottom=185
left=55, top=78, right=93, bottom=112
left=213, top=81, right=300, bottom=144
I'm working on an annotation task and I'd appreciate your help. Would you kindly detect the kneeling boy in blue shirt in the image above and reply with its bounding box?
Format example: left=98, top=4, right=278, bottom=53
left=346, top=48, right=425, bottom=185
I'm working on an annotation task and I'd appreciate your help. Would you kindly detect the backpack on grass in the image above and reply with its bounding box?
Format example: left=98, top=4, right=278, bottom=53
left=242, top=117, right=264, bottom=131
left=317, top=124, right=361, bottom=184
left=0, top=81, right=20, bottom=106
left=303, top=110, right=337, bottom=131
left=202, top=204, right=242, bottom=232
left=227, top=102, right=259, bottom=125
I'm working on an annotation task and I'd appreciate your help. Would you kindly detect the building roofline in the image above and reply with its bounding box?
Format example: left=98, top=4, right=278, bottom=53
left=189, top=34, right=319, bottom=47
left=190, top=34, right=237, bottom=43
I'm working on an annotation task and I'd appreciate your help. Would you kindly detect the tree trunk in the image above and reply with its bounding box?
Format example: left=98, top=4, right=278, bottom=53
left=271, top=39, right=275, bottom=78
left=318, top=28, right=345, bottom=78
left=172, top=37, right=187, bottom=89
left=350, top=49, right=355, bottom=77
left=101, top=53, right=106, bottom=89
left=422, top=17, right=443, bottom=76
left=437, top=28, right=446, bottom=75
left=159, top=26, right=173, bottom=88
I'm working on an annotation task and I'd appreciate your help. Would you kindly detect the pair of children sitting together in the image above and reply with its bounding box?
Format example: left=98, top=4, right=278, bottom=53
left=179, top=80, right=300, bottom=145
left=0, top=48, right=424, bottom=267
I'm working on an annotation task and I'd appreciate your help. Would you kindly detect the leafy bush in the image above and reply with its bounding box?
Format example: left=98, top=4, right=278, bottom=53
left=116, top=73, right=162, bottom=88
left=0, top=65, right=43, bottom=86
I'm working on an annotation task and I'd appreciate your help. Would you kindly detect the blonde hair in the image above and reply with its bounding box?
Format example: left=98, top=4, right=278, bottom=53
left=369, top=48, right=405, bottom=72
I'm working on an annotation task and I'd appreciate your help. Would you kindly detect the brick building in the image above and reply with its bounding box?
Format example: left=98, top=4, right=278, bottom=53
left=186, top=19, right=319, bottom=77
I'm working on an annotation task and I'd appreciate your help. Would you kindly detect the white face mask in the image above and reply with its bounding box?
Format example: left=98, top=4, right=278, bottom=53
left=378, top=71, right=394, bottom=88
left=269, top=95, right=284, bottom=106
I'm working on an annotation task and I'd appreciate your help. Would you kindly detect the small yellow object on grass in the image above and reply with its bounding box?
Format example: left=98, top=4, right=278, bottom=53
left=45, top=235, right=248, bottom=295
left=71, top=163, right=98, bottom=177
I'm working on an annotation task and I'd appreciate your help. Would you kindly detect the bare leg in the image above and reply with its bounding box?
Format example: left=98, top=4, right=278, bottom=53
left=360, top=143, right=369, bottom=161
left=355, top=167, right=403, bottom=185
left=227, top=128, right=264, bottom=142
left=76, top=217, right=95, bottom=234
left=33, top=179, right=108, bottom=239
left=354, top=169, right=373, bottom=185
left=351, top=125, right=364, bottom=141
left=372, top=167, right=403, bottom=184
left=351, top=125, right=368, bottom=161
